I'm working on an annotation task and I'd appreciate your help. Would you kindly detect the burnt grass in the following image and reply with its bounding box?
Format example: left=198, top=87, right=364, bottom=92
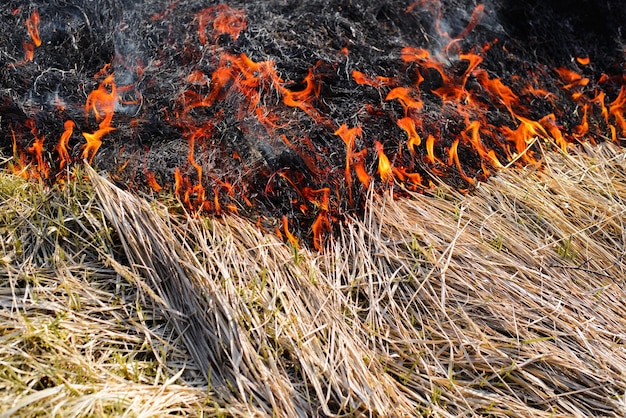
left=1, top=0, right=625, bottom=245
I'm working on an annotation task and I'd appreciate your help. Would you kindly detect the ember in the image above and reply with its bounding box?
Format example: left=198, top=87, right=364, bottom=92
left=1, top=0, right=625, bottom=248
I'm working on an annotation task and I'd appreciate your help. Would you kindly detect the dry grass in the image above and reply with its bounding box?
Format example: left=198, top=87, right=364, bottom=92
left=1, top=142, right=626, bottom=417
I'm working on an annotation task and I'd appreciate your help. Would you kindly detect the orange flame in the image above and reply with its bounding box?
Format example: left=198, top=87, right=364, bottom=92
left=447, top=138, right=475, bottom=184
left=82, top=73, right=117, bottom=163
left=609, top=86, right=626, bottom=136
left=474, top=69, right=519, bottom=114
left=351, top=70, right=396, bottom=88
left=461, top=120, right=502, bottom=172
left=56, top=120, right=75, bottom=171
left=425, top=134, right=437, bottom=164
left=556, top=67, right=589, bottom=90
left=334, top=124, right=363, bottom=202
left=575, top=57, right=590, bottom=66
left=386, top=87, right=423, bottom=113
left=351, top=148, right=372, bottom=189
left=397, top=116, right=421, bottom=153
left=311, top=210, right=330, bottom=251
left=145, top=171, right=163, bottom=192
left=22, top=41, right=35, bottom=62
left=282, top=216, right=299, bottom=247
left=26, top=10, right=42, bottom=47
left=283, top=66, right=329, bottom=126
left=26, top=121, right=48, bottom=179
left=375, top=141, right=393, bottom=183
left=197, top=5, right=247, bottom=44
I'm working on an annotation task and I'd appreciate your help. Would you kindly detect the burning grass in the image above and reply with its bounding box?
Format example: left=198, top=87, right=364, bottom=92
left=1, top=141, right=626, bottom=416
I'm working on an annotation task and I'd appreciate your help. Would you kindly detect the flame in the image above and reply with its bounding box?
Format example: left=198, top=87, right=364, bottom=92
left=461, top=121, right=502, bottom=172
left=181, top=129, right=207, bottom=211
left=56, top=120, right=75, bottom=171
left=22, top=41, right=35, bottom=62
left=576, top=56, right=590, bottom=66
left=375, top=141, right=393, bottom=183
left=26, top=10, right=42, bottom=47
left=447, top=138, right=475, bottom=184
left=81, top=127, right=115, bottom=164
left=539, top=114, right=568, bottom=151
left=609, top=86, right=626, bottom=136
left=474, top=69, right=520, bottom=114
left=425, top=134, right=437, bottom=164
left=82, top=73, right=118, bottom=163
left=145, top=171, right=163, bottom=192
left=197, top=5, right=247, bottom=44
left=282, top=66, right=329, bottom=126
left=352, top=70, right=396, bottom=88
left=351, top=149, right=372, bottom=189
left=9, top=127, right=28, bottom=178
left=400, top=46, right=431, bottom=63
left=334, top=124, right=364, bottom=202
left=386, top=87, right=423, bottom=113
left=397, top=116, right=421, bottom=153
left=282, top=216, right=299, bottom=247
left=556, top=67, right=589, bottom=90
left=10, top=1, right=626, bottom=251
left=26, top=121, right=48, bottom=179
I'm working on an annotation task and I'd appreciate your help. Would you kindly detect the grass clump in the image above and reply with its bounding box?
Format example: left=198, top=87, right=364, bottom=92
left=1, top=141, right=626, bottom=416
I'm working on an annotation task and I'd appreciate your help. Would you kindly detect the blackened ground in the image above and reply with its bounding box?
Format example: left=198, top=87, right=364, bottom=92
left=1, top=0, right=624, bottom=245
left=497, top=0, right=626, bottom=70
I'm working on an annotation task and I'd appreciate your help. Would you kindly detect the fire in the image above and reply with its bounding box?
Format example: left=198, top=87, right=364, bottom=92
left=5, top=2, right=626, bottom=250
left=56, top=120, right=75, bottom=171
left=22, top=41, right=35, bottom=62
left=82, top=73, right=118, bottom=163
left=447, top=138, right=474, bottom=184
left=386, top=87, right=423, bottom=113
left=609, top=86, right=626, bottom=136
left=461, top=121, right=502, bottom=173
left=197, top=5, right=247, bottom=44
left=26, top=121, right=48, bottom=179
left=576, top=56, right=590, bottom=65
left=282, top=216, right=299, bottom=247
left=334, top=125, right=365, bottom=202
left=375, top=141, right=393, bottom=184
left=397, top=117, right=422, bottom=153
left=25, top=10, right=41, bottom=47
left=352, top=70, right=396, bottom=88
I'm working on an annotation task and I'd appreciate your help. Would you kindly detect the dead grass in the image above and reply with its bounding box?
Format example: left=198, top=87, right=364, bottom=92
left=1, top=142, right=625, bottom=417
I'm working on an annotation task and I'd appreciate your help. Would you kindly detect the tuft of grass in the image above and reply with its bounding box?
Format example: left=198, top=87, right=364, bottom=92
left=1, top=141, right=626, bottom=416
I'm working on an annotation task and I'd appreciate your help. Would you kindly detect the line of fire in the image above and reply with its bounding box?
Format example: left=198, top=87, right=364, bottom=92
left=2, top=1, right=625, bottom=249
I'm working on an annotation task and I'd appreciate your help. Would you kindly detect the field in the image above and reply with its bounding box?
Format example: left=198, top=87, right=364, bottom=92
left=1, top=141, right=625, bottom=416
